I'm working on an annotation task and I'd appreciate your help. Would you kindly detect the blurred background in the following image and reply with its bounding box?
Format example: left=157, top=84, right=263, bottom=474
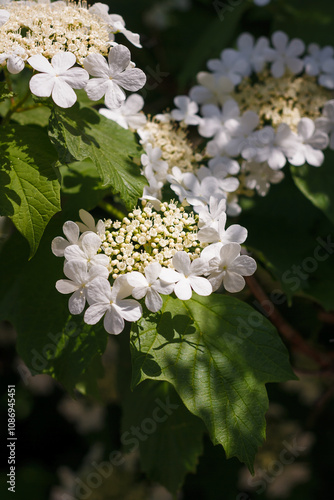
left=1, top=0, right=334, bottom=498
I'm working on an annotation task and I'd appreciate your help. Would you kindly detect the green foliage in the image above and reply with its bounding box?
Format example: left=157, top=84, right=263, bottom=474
left=0, top=159, right=110, bottom=390
left=48, top=104, right=147, bottom=209
left=122, top=380, right=205, bottom=494
left=0, top=82, right=14, bottom=102
left=291, top=155, right=334, bottom=226
left=0, top=123, right=60, bottom=258
left=130, top=294, right=296, bottom=472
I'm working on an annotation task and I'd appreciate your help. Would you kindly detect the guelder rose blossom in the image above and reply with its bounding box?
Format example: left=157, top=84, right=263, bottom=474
left=84, top=45, right=146, bottom=109
left=160, top=252, right=212, bottom=300
left=84, top=276, right=142, bottom=335
left=56, top=261, right=109, bottom=315
left=99, top=94, right=146, bottom=130
left=64, top=232, right=110, bottom=269
left=28, top=52, right=89, bottom=108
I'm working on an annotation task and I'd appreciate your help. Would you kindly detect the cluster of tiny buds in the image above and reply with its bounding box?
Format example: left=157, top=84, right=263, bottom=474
left=100, top=202, right=202, bottom=280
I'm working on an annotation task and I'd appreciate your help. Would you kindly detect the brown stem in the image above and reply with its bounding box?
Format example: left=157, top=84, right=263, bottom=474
left=245, top=275, right=333, bottom=370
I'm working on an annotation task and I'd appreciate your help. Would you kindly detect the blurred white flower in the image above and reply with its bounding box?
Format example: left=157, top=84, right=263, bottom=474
left=264, top=31, right=305, bottom=78
left=127, top=263, right=174, bottom=312
left=207, top=48, right=250, bottom=85
left=289, top=118, right=328, bottom=167
left=315, top=99, right=334, bottom=149
left=99, top=93, right=146, bottom=130
left=304, top=43, right=334, bottom=76
left=171, top=95, right=201, bottom=125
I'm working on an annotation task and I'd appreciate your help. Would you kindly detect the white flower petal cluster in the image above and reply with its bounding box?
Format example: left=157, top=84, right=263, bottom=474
left=1, top=2, right=146, bottom=108
left=99, top=94, right=146, bottom=130
left=52, top=203, right=256, bottom=335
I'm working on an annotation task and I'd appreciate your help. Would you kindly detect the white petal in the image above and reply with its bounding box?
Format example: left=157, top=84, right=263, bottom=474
left=63, top=259, right=88, bottom=283
left=64, top=245, right=85, bottom=262
left=108, top=44, right=131, bottom=75
left=104, top=81, right=126, bottom=109
left=85, top=78, right=110, bottom=101
left=56, top=279, right=78, bottom=294
left=81, top=232, right=102, bottom=258
left=131, top=286, right=148, bottom=300
left=229, top=255, right=257, bottom=276
left=84, top=303, right=108, bottom=325
left=159, top=268, right=181, bottom=283
left=116, top=299, right=142, bottom=321
left=174, top=279, right=192, bottom=300
left=52, top=236, right=69, bottom=257
left=61, top=67, right=89, bottom=89
left=63, top=221, right=80, bottom=244
left=223, top=224, right=247, bottom=244
left=69, top=289, right=86, bottom=314
left=219, top=242, right=241, bottom=264
left=172, top=251, right=191, bottom=275
left=223, top=271, right=245, bottom=293
left=144, top=262, right=162, bottom=283
left=189, top=276, right=212, bottom=296
left=127, top=271, right=148, bottom=288
left=83, top=53, right=110, bottom=77
left=52, top=78, right=77, bottom=108
left=145, top=289, right=163, bottom=313
left=7, top=55, right=25, bottom=74
left=104, top=306, right=124, bottom=335
left=51, top=51, right=76, bottom=73
left=86, top=278, right=112, bottom=304
left=114, top=68, right=146, bottom=91
left=28, top=54, right=54, bottom=74
left=29, top=73, right=55, bottom=98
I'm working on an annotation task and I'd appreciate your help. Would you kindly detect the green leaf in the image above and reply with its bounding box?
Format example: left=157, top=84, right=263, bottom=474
left=0, top=124, right=60, bottom=258
left=0, top=157, right=110, bottom=388
left=239, top=172, right=334, bottom=310
left=291, top=156, right=334, bottom=225
left=0, top=82, right=14, bottom=102
left=130, top=294, right=296, bottom=472
left=48, top=104, right=147, bottom=209
left=122, top=380, right=205, bottom=494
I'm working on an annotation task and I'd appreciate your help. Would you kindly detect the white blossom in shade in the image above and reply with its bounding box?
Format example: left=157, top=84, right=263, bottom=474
left=196, top=165, right=239, bottom=194
left=242, top=124, right=298, bottom=170
left=83, top=45, right=146, bottom=109
left=195, top=196, right=227, bottom=229
left=207, top=49, right=250, bottom=85
left=56, top=260, right=109, bottom=315
left=181, top=173, right=225, bottom=207
left=108, top=14, right=142, bottom=48
left=64, top=232, right=110, bottom=269
left=0, top=45, right=26, bottom=74
left=304, top=43, right=334, bottom=76
left=0, top=9, right=9, bottom=27
left=160, top=251, right=212, bottom=300
left=236, top=33, right=270, bottom=73
left=289, top=118, right=329, bottom=167
left=226, top=193, right=242, bottom=217
left=84, top=276, right=142, bottom=335
left=141, top=177, right=164, bottom=209
left=315, top=100, right=334, bottom=149
left=198, top=99, right=240, bottom=138
left=206, top=243, right=257, bottom=292
left=223, top=111, right=260, bottom=157
left=254, top=0, right=271, bottom=5
left=28, top=52, right=89, bottom=108
left=198, top=212, right=248, bottom=259
left=76, top=209, right=105, bottom=237
left=206, top=129, right=231, bottom=157
left=99, top=94, right=146, bottom=130
left=318, top=58, right=334, bottom=89
left=242, top=161, right=284, bottom=197
left=171, top=95, right=201, bottom=125
left=52, top=221, right=81, bottom=257
left=264, top=31, right=305, bottom=78
left=189, top=72, right=234, bottom=106
left=141, top=144, right=168, bottom=182
left=208, top=156, right=240, bottom=176
left=166, top=167, right=188, bottom=203
left=126, top=263, right=174, bottom=312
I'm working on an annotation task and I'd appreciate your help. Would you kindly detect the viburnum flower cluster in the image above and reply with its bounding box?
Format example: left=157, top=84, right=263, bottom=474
left=52, top=205, right=256, bottom=335
left=0, top=1, right=146, bottom=108
left=101, top=31, right=334, bottom=217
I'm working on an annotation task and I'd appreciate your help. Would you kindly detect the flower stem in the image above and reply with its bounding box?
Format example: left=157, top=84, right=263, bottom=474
left=2, top=87, right=32, bottom=126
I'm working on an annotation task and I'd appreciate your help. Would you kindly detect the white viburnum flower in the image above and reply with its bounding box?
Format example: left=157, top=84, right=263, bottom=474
left=208, top=156, right=240, bottom=176
left=76, top=209, right=105, bottom=237
left=207, top=242, right=257, bottom=292
left=189, top=73, right=234, bottom=106
left=0, top=9, right=9, bottom=27
left=52, top=221, right=81, bottom=257
left=198, top=212, right=248, bottom=259
left=83, top=45, right=146, bottom=109
left=318, top=58, right=334, bottom=89
left=28, top=52, right=89, bottom=108
left=198, top=99, right=240, bottom=138
left=0, top=45, right=27, bottom=74
left=242, top=161, right=284, bottom=197
left=56, top=260, right=109, bottom=315
left=264, top=31, right=305, bottom=78
left=195, top=196, right=227, bottom=229
left=84, top=276, right=142, bottom=335
left=196, top=165, right=239, bottom=194
left=64, top=232, right=110, bottom=269
left=315, top=99, right=334, bottom=149
left=171, top=95, right=201, bottom=125
left=242, top=124, right=298, bottom=170
left=304, top=43, right=334, bottom=77
left=207, top=49, right=250, bottom=85
left=108, top=14, right=142, bottom=48
left=236, top=33, right=270, bottom=73
left=141, top=144, right=168, bottom=182
left=181, top=173, right=225, bottom=207
left=126, top=263, right=174, bottom=312
left=160, top=252, right=212, bottom=300
left=223, top=111, right=260, bottom=157
left=99, top=94, right=146, bottom=130
left=289, top=118, right=329, bottom=167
